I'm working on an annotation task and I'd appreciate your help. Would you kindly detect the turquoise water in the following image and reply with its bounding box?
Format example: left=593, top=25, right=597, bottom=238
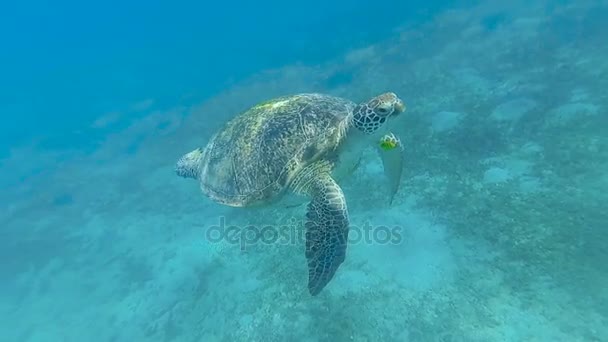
left=2, top=1, right=607, bottom=341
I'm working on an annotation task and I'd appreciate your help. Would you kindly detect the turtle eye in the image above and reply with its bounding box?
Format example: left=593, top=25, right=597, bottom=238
left=376, top=107, right=390, bottom=115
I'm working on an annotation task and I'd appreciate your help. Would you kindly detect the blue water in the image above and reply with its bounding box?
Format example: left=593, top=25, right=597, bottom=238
left=1, top=0, right=607, bottom=341
left=0, top=0, right=446, bottom=153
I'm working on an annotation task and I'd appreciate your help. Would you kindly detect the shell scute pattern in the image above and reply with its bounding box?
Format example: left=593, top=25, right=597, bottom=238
left=200, top=94, right=354, bottom=206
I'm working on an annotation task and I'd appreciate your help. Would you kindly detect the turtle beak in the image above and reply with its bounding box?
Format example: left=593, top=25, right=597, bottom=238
left=394, top=99, right=406, bottom=115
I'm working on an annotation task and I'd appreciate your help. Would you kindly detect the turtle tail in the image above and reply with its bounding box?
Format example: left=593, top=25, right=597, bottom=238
left=175, top=148, right=204, bottom=179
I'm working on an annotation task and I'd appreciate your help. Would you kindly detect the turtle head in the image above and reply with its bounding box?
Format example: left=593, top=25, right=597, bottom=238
left=352, top=92, right=406, bottom=134
left=175, top=148, right=204, bottom=179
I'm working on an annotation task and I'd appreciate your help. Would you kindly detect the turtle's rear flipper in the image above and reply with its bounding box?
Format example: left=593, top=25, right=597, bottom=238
left=376, top=133, right=405, bottom=206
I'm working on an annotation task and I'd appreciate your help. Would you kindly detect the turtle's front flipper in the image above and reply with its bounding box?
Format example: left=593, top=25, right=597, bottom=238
left=291, top=161, right=349, bottom=296
left=375, top=133, right=405, bottom=206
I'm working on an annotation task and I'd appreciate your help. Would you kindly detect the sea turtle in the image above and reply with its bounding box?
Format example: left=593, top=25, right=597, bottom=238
left=175, top=92, right=406, bottom=295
